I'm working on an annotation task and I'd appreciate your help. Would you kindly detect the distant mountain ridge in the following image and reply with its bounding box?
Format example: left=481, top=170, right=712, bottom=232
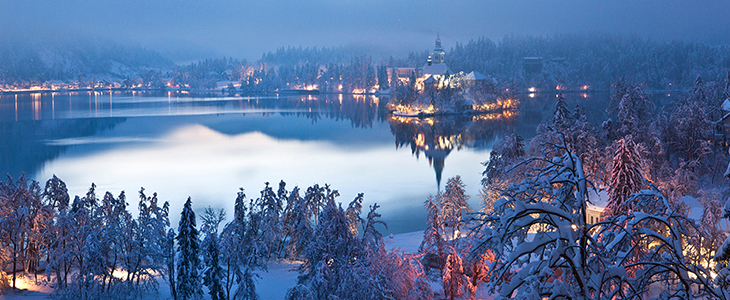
left=0, top=38, right=174, bottom=85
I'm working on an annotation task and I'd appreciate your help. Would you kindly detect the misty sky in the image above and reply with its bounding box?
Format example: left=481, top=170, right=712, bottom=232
left=2, top=0, right=729, bottom=63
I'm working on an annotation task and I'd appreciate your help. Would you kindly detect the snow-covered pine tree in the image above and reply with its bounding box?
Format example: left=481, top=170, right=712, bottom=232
left=176, top=197, right=203, bottom=300
left=292, top=189, right=359, bottom=300
left=604, top=135, right=645, bottom=217
left=256, top=182, right=282, bottom=260
left=163, top=228, right=177, bottom=300
left=94, top=190, right=129, bottom=293
left=442, top=247, right=468, bottom=300
left=666, top=79, right=713, bottom=167
left=220, top=189, right=247, bottom=300
left=419, top=196, right=446, bottom=278
left=439, top=175, right=471, bottom=239
left=201, top=207, right=226, bottom=300
left=132, top=189, right=170, bottom=293
left=609, top=77, right=654, bottom=141
left=552, top=94, right=572, bottom=131
left=481, top=133, right=526, bottom=214
left=67, top=183, right=101, bottom=297
left=43, top=174, right=70, bottom=211
left=569, top=104, right=603, bottom=182
left=280, top=186, right=309, bottom=259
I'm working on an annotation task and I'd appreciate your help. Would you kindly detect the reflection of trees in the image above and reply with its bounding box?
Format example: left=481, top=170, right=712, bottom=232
left=388, top=111, right=518, bottom=189
left=0, top=118, right=125, bottom=178
left=230, top=94, right=389, bottom=129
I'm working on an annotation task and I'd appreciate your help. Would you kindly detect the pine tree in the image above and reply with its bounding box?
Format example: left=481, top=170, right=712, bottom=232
left=256, top=182, right=282, bottom=260
left=201, top=207, right=226, bottom=300
left=481, top=134, right=526, bottom=213
left=419, top=197, right=446, bottom=278
left=439, top=176, right=471, bottom=239
left=164, top=229, right=177, bottom=300
left=442, top=248, right=468, bottom=300
left=176, top=197, right=203, bottom=300
left=605, top=136, right=644, bottom=217
left=552, top=94, right=572, bottom=131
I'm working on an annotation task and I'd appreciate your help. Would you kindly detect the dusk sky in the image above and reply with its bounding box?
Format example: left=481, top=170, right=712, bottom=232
left=2, top=0, right=730, bottom=62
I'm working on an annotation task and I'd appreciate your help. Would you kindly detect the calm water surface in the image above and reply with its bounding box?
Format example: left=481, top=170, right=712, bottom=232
left=1, top=90, right=618, bottom=233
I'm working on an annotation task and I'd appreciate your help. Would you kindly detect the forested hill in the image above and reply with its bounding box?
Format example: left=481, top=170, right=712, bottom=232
left=2, top=34, right=730, bottom=91
left=444, top=34, right=730, bottom=90
left=259, top=45, right=378, bottom=65
left=0, top=38, right=173, bottom=85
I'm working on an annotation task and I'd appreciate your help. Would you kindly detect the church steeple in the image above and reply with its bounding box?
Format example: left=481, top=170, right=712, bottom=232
left=433, top=34, right=445, bottom=64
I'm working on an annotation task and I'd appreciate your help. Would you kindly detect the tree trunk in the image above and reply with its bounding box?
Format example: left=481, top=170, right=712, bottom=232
left=12, top=244, right=17, bottom=290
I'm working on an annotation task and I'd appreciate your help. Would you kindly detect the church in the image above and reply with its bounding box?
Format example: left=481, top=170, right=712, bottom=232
left=421, top=34, right=453, bottom=78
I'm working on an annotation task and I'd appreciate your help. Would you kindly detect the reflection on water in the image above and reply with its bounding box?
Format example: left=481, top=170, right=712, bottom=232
left=388, top=111, right=518, bottom=189
left=0, top=90, right=608, bottom=233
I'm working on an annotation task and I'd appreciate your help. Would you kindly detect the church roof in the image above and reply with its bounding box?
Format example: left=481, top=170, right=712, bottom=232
left=422, top=63, right=452, bottom=76
left=464, top=71, right=487, bottom=80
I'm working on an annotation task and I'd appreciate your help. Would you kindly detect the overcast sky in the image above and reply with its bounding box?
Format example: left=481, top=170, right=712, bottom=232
left=2, top=0, right=729, bottom=63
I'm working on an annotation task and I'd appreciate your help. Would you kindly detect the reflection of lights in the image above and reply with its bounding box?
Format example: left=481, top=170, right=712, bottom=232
left=415, top=134, right=425, bottom=147
left=529, top=93, right=536, bottom=98
left=528, top=87, right=537, bottom=92
left=470, top=110, right=518, bottom=121
left=391, top=104, right=435, bottom=115
left=581, top=93, right=588, bottom=98
left=32, top=93, right=42, bottom=120
left=472, top=98, right=518, bottom=112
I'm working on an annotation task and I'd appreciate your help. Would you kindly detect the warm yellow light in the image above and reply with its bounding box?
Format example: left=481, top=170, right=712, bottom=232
left=528, top=87, right=537, bottom=92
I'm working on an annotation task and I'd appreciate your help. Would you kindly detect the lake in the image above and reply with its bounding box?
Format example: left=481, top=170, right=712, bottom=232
left=0, top=90, right=621, bottom=233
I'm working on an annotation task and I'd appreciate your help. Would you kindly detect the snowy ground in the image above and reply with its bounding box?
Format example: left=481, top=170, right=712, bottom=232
left=1, top=231, right=444, bottom=300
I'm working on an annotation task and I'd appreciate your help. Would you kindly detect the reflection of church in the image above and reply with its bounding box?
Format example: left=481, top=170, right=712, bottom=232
left=389, top=115, right=465, bottom=190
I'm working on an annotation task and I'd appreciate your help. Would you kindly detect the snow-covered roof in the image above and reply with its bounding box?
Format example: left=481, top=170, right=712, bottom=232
left=421, top=63, right=452, bottom=76
left=722, top=98, right=730, bottom=112
left=423, top=76, right=437, bottom=84
left=464, top=71, right=487, bottom=81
